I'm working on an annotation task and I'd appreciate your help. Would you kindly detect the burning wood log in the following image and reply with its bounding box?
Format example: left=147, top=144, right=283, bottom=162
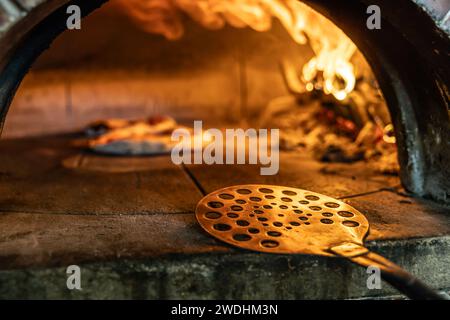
left=261, top=56, right=399, bottom=174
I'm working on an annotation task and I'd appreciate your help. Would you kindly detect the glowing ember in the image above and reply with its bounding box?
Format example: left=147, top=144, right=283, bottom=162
left=114, top=0, right=357, bottom=100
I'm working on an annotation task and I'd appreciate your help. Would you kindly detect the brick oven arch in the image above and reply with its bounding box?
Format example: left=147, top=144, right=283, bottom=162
left=0, top=0, right=449, bottom=202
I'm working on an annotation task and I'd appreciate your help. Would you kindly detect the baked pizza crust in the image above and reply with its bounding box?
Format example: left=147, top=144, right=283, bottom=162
left=86, top=116, right=183, bottom=156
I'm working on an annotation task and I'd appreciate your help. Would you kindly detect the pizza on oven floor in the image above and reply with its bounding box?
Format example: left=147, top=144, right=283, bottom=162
left=86, top=116, right=197, bottom=155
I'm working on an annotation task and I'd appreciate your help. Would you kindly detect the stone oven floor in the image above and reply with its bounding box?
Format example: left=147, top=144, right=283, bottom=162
left=0, top=134, right=449, bottom=299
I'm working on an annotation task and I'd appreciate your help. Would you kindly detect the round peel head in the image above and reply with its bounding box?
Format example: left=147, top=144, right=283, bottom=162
left=195, top=185, right=370, bottom=256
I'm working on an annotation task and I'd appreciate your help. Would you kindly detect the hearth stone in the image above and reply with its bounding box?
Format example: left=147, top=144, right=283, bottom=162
left=0, top=134, right=448, bottom=299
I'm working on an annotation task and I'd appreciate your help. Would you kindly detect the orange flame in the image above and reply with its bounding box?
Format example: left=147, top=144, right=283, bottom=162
left=115, top=0, right=356, bottom=100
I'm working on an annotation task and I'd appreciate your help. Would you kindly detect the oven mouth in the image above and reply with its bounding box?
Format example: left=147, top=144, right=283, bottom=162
left=0, top=0, right=449, bottom=205
left=0, top=0, right=449, bottom=300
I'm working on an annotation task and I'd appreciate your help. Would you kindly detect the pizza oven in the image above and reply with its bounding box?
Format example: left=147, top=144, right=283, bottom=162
left=0, top=0, right=448, bottom=299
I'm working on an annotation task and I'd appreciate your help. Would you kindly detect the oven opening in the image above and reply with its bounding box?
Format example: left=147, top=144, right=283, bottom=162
left=4, top=1, right=398, bottom=177
left=0, top=0, right=448, bottom=300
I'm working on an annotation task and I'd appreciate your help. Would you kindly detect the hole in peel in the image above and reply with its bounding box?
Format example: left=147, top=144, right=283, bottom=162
left=286, top=226, right=292, bottom=230
left=263, top=205, right=273, bottom=209
left=299, top=217, right=308, bottom=221
left=250, top=197, right=262, bottom=202
left=249, top=214, right=255, bottom=217
left=320, top=218, right=334, bottom=224
left=231, top=205, right=243, bottom=211
left=290, top=221, right=300, bottom=226
left=322, top=212, right=333, bottom=217
left=305, top=195, right=320, bottom=201
left=273, top=222, right=283, bottom=227
left=278, top=214, right=284, bottom=217
left=235, top=199, right=246, bottom=204
left=259, top=188, right=274, bottom=194
left=268, top=231, right=282, bottom=237
left=265, top=195, right=275, bottom=199
left=299, top=200, right=309, bottom=205
left=262, top=223, right=269, bottom=226
left=261, top=239, right=279, bottom=248
left=271, top=203, right=277, bottom=205
left=293, top=210, right=303, bottom=214
left=342, top=220, right=359, bottom=227
left=248, top=228, right=260, bottom=234
left=208, top=201, right=223, bottom=208
left=292, top=205, right=298, bottom=208
left=279, top=205, right=288, bottom=209
left=281, top=197, right=293, bottom=202
left=219, top=193, right=234, bottom=200
left=282, top=190, right=297, bottom=196
left=214, top=223, right=231, bottom=231
left=254, top=210, right=264, bottom=214
left=304, top=222, right=311, bottom=225
left=258, top=217, right=268, bottom=222
left=309, top=206, right=322, bottom=211
left=306, top=213, right=312, bottom=217
left=253, top=206, right=259, bottom=209
left=227, top=213, right=239, bottom=218
left=236, top=220, right=250, bottom=227
left=233, top=234, right=251, bottom=241
left=338, top=211, right=355, bottom=218
left=325, top=202, right=340, bottom=208
left=237, top=189, right=251, bottom=194
left=205, top=212, right=222, bottom=219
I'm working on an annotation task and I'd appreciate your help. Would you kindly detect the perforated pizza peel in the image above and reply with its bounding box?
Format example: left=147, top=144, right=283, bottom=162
left=195, top=185, right=445, bottom=300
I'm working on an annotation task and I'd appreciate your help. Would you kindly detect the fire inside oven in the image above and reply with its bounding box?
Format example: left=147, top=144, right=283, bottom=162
left=5, top=1, right=397, bottom=171
left=0, top=0, right=449, bottom=300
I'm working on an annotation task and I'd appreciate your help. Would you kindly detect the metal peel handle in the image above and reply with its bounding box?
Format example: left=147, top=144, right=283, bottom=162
left=330, top=243, right=447, bottom=300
